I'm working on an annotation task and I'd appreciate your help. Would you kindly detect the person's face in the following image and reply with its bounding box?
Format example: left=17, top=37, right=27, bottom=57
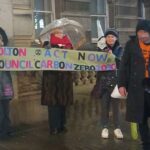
left=54, top=30, right=64, bottom=39
left=105, top=34, right=117, bottom=46
left=137, top=30, right=150, bottom=43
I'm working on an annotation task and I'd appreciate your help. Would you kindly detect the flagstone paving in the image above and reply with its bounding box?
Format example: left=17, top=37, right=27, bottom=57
left=0, top=84, right=142, bottom=150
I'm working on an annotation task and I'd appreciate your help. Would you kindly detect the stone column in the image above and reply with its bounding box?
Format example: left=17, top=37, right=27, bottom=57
left=0, top=0, right=13, bottom=44
left=107, top=0, right=115, bottom=27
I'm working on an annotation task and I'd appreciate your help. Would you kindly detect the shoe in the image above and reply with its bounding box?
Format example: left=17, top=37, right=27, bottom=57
left=7, top=129, right=16, bottom=137
left=0, top=134, right=10, bottom=140
left=114, top=128, right=123, bottom=139
left=50, top=128, right=58, bottom=135
left=101, top=128, right=109, bottom=139
left=58, top=126, right=68, bottom=133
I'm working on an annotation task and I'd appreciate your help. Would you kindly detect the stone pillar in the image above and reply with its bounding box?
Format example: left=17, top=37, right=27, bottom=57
left=107, top=0, right=115, bottom=27
left=55, top=0, right=64, bottom=19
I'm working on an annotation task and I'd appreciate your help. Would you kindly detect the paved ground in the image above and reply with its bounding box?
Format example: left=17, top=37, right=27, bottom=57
left=0, top=84, right=142, bottom=150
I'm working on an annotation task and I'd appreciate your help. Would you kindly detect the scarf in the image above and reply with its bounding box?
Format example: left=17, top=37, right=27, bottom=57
left=139, top=41, right=150, bottom=78
left=50, top=34, right=73, bottom=49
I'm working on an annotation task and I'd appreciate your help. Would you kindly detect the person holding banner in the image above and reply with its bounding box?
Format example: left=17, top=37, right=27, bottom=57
left=41, top=28, right=73, bottom=135
left=92, top=28, right=123, bottom=139
left=118, top=19, right=150, bottom=150
left=0, top=28, right=14, bottom=139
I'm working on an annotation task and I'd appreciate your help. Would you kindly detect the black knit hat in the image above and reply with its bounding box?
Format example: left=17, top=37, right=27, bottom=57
left=136, top=19, right=150, bottom=33
left=104, top=28, right=119, bottom=38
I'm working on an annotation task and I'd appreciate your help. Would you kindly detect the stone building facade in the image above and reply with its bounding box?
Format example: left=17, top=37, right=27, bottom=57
left=0, top=0, right=150, bottom=125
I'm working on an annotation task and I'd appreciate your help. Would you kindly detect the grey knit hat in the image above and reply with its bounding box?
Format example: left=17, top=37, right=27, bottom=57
left=104, top=28, right=119, bottom=38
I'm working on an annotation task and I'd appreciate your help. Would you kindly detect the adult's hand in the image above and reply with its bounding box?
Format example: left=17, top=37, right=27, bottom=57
left=119, top=87, right=127, bottom=97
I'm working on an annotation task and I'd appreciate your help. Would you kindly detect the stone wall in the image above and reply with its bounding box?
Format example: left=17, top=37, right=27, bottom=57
left=0, top=0, right=13, bottom=44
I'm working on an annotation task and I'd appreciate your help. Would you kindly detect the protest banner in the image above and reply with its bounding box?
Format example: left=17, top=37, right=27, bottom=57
left=0, top=47, right=116, bottom=71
